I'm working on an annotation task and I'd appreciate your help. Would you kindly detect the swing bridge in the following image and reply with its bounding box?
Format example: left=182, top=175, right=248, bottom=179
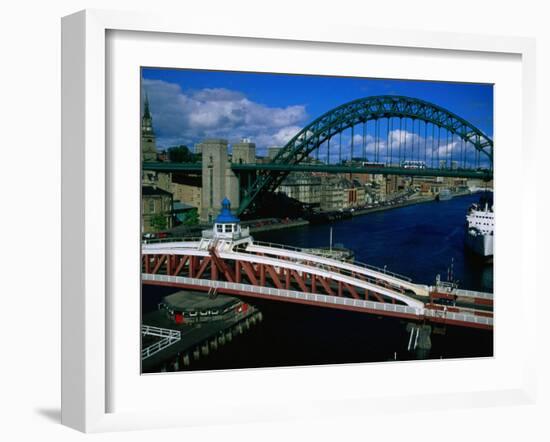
left=143, top=95, right=493, bottom=215
left=142, top=199, right=494, bottom=331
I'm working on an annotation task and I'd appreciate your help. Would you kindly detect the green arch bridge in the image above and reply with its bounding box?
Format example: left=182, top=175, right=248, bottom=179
left=143, top=95, right=493, bottom=216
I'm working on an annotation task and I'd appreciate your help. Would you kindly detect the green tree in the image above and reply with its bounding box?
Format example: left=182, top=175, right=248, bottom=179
left=150, top=214, right=168, bottom=231
left=184, top=208, right=199, bottom=226
left=167, top=145, right=193, bottom=163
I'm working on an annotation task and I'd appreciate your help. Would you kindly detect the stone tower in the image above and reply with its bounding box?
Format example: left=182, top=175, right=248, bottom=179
left=141, top=94, right=157, bottom=162
left=199, top=139, right=239, bottom=223
left=232, top=140, right=256, bottom=164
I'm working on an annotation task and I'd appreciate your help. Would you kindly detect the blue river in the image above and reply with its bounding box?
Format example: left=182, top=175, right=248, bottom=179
left=143, top=193, right=493, bottom=370
left=256, top=193, right=493, bottom=292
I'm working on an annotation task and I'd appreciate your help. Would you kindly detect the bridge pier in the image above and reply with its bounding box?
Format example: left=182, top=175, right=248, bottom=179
left=182, top=353, right=191, bottom=367
left=210, top=337, right=218, bottom=351
left=406, top=323, right=432, bottom=359
left=225, top=330, right=233, bottom=343
left=201, top=341, right=210, bottom=357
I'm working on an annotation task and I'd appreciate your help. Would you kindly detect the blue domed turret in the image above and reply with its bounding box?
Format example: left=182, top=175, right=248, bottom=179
left=215, top=198, right=240, bottom=224
left=201, top=198, right=251, bottom=244
left=212, top=198, right=242, bottom=239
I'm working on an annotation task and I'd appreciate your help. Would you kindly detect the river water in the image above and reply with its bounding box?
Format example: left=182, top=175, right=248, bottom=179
left=142, top=193, right=493, bottom=371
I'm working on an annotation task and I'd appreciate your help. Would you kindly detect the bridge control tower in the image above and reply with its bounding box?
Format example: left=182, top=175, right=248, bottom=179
left=199, top=198, right=251, bottom=251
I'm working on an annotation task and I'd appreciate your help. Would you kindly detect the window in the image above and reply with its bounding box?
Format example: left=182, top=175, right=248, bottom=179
left=216, top=224, right=223, bottom=232
left=209, top=176, right=214, bottom=206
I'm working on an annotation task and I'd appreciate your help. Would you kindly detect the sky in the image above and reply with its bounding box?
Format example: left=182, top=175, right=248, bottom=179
left=141, top=68, right=493, bottom=164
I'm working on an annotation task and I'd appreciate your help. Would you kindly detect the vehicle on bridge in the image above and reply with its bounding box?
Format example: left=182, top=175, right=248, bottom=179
left=401, top=160, right=427, bottom=169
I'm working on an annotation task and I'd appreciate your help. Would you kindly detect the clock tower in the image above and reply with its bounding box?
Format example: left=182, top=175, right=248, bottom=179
left=141, top=93, right=158, bottom=162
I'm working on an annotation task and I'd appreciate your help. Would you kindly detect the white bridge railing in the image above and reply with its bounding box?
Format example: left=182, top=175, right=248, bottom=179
left=141, top=325, right=181, bottom=360
left=423, top=308, right=493, bottom=327
left=453, top=288, right=494, bottom=300
left=143, top=273, right=423, bottom=316
left=250, top=241, right=413, bottom=281
left=142, top=274, right=493, bottom=328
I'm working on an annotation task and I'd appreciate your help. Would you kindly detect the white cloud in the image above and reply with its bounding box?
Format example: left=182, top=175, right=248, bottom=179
left=313, top=127, right=487, bottom=167
left=141, top=81, right=490, bottom=168
left=389, top=129, right=422, bottom=149
left=254, top=126, right=305, bottom=149
left=142, top=79, right=308, bottom=150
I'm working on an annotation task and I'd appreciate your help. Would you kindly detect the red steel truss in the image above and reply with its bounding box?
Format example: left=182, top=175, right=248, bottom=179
left=141, top=250, right=493, bottom=330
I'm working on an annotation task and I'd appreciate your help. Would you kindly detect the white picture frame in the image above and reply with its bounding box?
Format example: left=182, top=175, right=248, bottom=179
left=61, top=9, right=538, bottom=433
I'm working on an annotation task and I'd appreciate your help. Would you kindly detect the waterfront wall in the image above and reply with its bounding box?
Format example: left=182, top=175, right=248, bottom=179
left=249, top=219, right=309, bottom=233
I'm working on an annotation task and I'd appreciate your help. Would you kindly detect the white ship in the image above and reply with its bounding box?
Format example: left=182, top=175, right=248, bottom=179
left=465, top=196, right=494, bottom=259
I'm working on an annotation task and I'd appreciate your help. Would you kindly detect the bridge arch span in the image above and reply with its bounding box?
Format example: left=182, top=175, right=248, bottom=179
left=238, top=95, right=493, bottom=215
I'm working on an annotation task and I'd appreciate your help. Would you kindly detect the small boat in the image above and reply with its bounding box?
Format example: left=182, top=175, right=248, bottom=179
left=435, top=189, right=452, bottom=201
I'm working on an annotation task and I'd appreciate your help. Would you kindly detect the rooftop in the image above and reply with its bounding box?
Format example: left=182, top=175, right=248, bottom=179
left=163, top=291, right=240, bottom=310
left=215, top=198, right=240, bottom=223
left=200, top=138, right=228, bottom=145
left=142, top=185, right=172, bottom=197
left=173, top=201, right=196, bottom=211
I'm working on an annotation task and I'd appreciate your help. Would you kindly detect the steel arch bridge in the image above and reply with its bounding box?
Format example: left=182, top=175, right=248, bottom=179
left=237, top=95, right=493, bottom=215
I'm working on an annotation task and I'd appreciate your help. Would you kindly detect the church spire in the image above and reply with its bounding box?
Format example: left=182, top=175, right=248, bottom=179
left=141, top=90, right=157, bottom=162
left=142, top=91, right=154, bottom=137
left=143, top=92, right=152, bottom=119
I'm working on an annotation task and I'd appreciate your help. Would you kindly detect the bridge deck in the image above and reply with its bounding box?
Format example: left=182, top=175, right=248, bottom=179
left=143, top=274, right=492, bottom=330
left=141, top=238, right=493, bottom=330
left=142, top=161, right=493, bottom=180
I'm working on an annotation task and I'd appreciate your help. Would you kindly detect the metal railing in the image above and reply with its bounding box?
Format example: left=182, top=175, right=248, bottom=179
left=142, top=239, right=426, bottom=309
left=423, top=308, right=493, bottom=327
left=453, top=288, right=494, bottom=300
left=142, top=236, right=202, bottom=245
left=143, top=236, right=409, bottom=282
left=142, top=274, right=492, bottom=328
left=224, top=249, right=424, bottom=307
left=142, top=240, right=419, bottom=305
left=143, top=235, right=409, bottom=282
left=429, top=285, right=493, bottom=300
left=247, top=241, right=413, bottom=282
left=142, top=274, right=423, bottom=316
left=141, top=325, right=181, bottom=360
left=201, top=228, right=251, bottom=240
left=234, top=246, right=382, bottom=288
